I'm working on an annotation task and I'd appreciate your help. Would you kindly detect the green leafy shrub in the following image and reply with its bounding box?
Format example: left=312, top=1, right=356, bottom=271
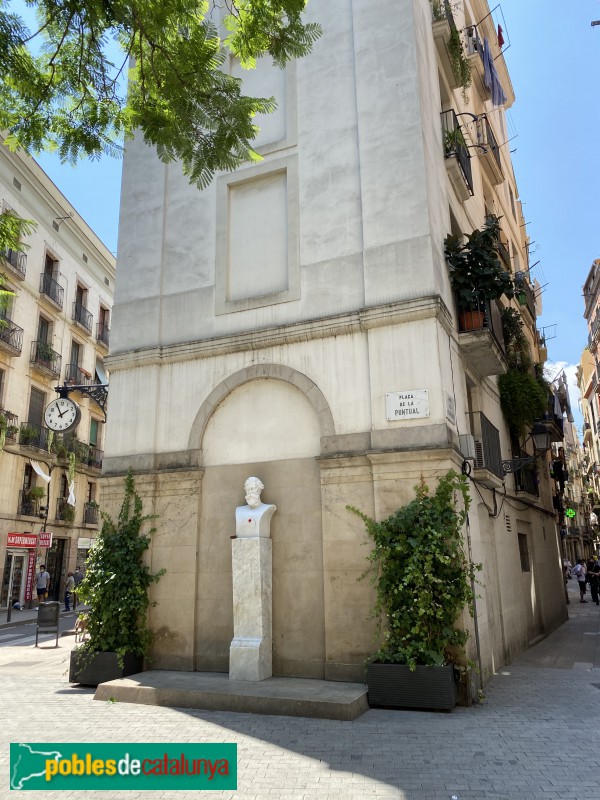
left=498, top=370, right=549, bottom=437
left=77, top=470, right=165, bottom=662
left=349, top=471, right=479, bottom=671
left=445, top=215, right=514, bottom=312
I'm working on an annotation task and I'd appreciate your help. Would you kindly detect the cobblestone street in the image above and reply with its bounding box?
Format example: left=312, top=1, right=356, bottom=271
left=1, top=583, right=599, bottom=800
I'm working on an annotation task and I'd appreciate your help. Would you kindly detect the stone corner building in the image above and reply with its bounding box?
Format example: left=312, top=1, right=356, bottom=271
left=103, top=0, right=567, bottom=687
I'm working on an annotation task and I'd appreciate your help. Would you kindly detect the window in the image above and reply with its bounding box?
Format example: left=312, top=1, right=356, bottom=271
left=38, top=317, right=50, bottom=344
left=518, top=533, right=530, bottom=572
left=23, top=464, right=33, bottom=492
left=87, top=482, right=95, bottom=503
left=76, top=283, right=87, bottom=307
left=44, top=253, right=57, bottom=278
left=28, top=387, right=46, bottom=426
left=0, top=368, right=4, bottom=406
left=509, top=187, right=516, bottom=218
left=89, top=418, right=99, bottom=447
left=70, top=340, right=81, bottom=367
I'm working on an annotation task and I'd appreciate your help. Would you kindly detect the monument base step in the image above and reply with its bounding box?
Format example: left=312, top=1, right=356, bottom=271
left=93, top=670, right=368, bottom=721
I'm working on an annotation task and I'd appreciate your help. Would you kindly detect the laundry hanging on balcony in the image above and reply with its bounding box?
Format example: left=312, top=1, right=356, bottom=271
left=482, top=38, right=507, bottom=107
left=30, top=460, right=51, bottom=483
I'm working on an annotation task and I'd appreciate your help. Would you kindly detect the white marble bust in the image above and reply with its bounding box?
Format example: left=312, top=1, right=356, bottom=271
left=235, top=477, right=277, bottom=538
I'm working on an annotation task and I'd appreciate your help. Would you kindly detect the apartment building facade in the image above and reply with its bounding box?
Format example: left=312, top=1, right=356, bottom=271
left=102, top=0, right=566, bottom=691
left=577, top=275, right=600, bottom=557
left=0, top=139, right=115, bottom=609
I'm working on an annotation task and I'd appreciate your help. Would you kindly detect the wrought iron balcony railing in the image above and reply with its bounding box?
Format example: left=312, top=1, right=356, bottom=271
left=56, top=497, right=75, bottom=523
left=17, top=490, right=40, bottom=517
left=65, top=363, right=93, bottom=385
left=441, top=109, right=474, bottom=196
left=96, top=322, right=110, bottom=348
left=72, top=301, right=93, bottom=333
left=39, top=272, right=64, bottom=309
left=84, top=503, right=99, bottom=525
left=514, top=454, right=539, bottom=496
left=514, top=273, right=537, bottom=320
left=0, top=313, right=24, bottom=355
left=0, top=409, right=19, bottom=441
left=30, top=340, right=61, bottom=377
left=18, top=421, right=50, bottom=450
left=1, top=248, right=27, bottom=279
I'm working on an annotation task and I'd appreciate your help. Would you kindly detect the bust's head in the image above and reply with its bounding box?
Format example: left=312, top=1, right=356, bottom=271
left=244, top=476, right=264, bottom=508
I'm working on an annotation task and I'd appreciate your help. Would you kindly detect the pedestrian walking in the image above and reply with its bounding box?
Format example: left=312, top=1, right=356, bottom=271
left=587, top=557, right=600, bottom=606
left=574, top=559, right=588, bottom=603
left=64, top=572, right=75, bottom=611
left=35, top=564, right=50, bottom=603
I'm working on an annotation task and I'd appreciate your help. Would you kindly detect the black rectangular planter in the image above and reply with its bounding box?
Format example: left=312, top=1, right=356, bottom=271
left=366, top=663, right=457, bottom=711
left=69, top=649, right=143, bottom=686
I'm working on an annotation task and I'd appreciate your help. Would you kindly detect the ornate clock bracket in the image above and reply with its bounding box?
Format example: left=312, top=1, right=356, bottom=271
left=54, top=383, right=108, bottom=422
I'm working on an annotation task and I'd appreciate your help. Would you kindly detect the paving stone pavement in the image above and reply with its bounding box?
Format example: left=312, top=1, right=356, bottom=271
left=1, top=582, right=599, bottom=800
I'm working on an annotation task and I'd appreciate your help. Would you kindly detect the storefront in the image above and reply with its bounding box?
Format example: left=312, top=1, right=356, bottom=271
left=1, top=533, right=38, bottom=609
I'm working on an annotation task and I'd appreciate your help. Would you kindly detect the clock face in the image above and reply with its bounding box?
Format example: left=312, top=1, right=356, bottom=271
left=44, top=398, right=81, bottom=432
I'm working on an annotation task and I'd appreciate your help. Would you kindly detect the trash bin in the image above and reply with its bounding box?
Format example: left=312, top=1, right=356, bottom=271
left=35, top=601, right=60, bottom=647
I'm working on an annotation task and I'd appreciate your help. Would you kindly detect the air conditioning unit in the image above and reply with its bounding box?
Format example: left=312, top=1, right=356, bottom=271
left=459, top=433, right=475, bottom=461
left=474, top=437, right=486, bottom=470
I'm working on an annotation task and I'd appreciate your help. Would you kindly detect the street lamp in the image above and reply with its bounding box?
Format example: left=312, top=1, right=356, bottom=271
left=502, top=422, right=552, bottom=474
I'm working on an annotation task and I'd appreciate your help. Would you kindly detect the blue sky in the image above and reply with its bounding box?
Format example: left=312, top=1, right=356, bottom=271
left=32, top=0, right=600, bottom=420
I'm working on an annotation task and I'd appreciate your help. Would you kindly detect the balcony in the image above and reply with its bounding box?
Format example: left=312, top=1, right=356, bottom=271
left=0, top=313, right=24, bottom=355
left=456, top=298, right=507, bottom=377
left=441, top=110, right=474, bottom=201
left=514, top=273, right=537, bottom=320
left=30, top=340, right=61, bottom=378
left=471, top=412, right=504, bottom=487
left=17, top=490, right=41, bottom=517
left=19, top=421, right=50, bottom=451
left=497, top=234, right=511, bottom=268
left=0, top=409, right=19, bottom=443
left=1, top=248, right=27, bottom=280
left=431, top=0, right=460, bottom=90
left=56, top=497, right=75, bottom=524
left=83, top=502, right=99, bottom=525
left=96, top=322, right=110, bottom=349
left=72, top=301, right=93, bottom=334
left=475, top=115, right=503, bottom=184
left=465, top=24, right=486, bottom=88
left=61, top=433, right=103, bottom=471
left=65, top=363, right=93, bottom=385
left=514, top=456, right=539, bottom=496
left=540, top=400, right=564, bottom=443
left=39, top=272, right=64, bottom=309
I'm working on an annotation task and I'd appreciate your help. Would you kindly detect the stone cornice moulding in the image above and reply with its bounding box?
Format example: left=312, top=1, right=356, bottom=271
left=105, top=295, right=455, bottom=372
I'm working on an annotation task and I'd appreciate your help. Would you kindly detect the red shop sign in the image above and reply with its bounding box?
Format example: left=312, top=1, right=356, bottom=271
left=38, top=531, right=53, bottom=548
left=7, top=532, right=38, bottom=548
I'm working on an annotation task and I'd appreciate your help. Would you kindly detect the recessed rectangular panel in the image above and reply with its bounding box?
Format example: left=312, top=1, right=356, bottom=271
left=227, top=172, right=288, bottom=302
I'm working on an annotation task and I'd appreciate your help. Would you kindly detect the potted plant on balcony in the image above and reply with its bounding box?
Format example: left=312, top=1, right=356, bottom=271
left=69, top=469, right=165, bottom=686
left=445, top=215, right=514, bottom=332
left=19, top=424, right=38, bottom=446
left=349, top=470, right=479, bottom=710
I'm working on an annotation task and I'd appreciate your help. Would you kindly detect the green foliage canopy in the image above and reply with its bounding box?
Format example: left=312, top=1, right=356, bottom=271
left=349, top=471, right=479, bottom=671
left=77, top=469, right=165, bottom=661
left=0, top=1, right=320, bottom=189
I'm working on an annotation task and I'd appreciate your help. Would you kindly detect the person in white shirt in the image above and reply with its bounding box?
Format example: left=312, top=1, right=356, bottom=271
left=573, top=559, right=587, bottom=603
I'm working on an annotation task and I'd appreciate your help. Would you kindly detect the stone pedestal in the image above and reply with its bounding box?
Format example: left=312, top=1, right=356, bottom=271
left=229, top=536, right=272, bottom=681
left=230, top=484, right=276, bottom=682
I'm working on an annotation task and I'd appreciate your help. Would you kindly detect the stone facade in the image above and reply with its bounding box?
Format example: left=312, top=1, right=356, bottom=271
left=104, top=0, right=567, bottom=687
